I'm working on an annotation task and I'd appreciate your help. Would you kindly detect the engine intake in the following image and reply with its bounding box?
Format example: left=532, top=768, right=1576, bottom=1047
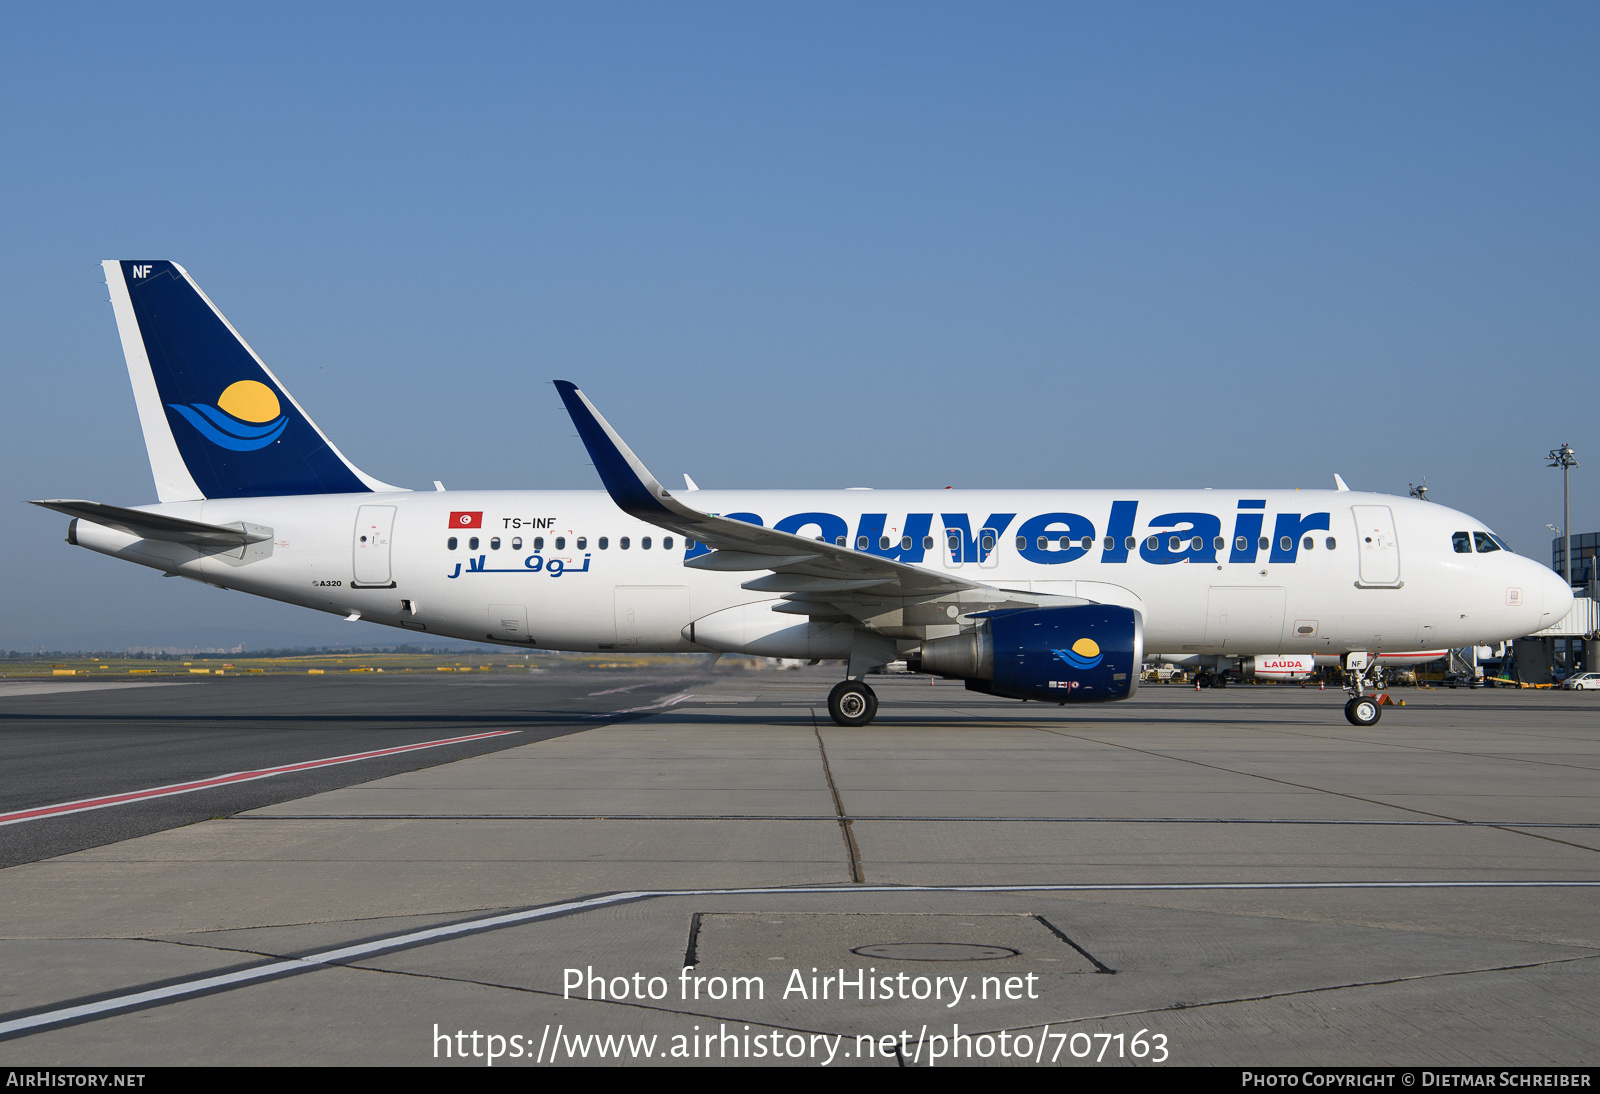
left=916, top=604, right=1143, bottom=703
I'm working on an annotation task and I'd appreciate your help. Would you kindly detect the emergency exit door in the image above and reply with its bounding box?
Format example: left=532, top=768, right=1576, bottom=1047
left=1352, top=505, right=1402, bottom=587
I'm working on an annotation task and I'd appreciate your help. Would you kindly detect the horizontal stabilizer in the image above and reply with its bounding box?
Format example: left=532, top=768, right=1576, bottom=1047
left=31, top=500, right=272, bottom=549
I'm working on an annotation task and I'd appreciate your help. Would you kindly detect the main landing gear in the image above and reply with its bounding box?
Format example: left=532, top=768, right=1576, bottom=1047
left=827, top=680, right=879, bottom=727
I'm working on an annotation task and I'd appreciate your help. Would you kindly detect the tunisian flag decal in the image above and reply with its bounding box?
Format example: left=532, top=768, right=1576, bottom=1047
left=448, top=511, right=482, bottom=529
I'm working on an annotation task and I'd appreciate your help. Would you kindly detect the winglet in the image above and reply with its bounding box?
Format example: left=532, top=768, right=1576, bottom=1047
left=1333, top=474, right=1350, bottom=492
left=553, top=381, right=681, bottom=522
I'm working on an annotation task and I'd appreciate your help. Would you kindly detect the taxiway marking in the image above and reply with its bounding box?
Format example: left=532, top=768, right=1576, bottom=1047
left=0, top=730, right=519, bottom=827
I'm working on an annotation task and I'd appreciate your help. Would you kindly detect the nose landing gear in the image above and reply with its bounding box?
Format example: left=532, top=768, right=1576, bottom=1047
left=827, top=680, right=878, bottom=727
left=1342, top=651, right=1382, bottom=725
left=1344, top=695, right=1381, bottom=726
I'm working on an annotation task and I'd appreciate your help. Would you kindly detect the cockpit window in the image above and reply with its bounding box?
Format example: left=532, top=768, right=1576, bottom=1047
left=1452, top=531, right=1471, bottom=554
left=1490, top=533, right=1513, bottom=553
left=1473, top=532, right=1500, bottom=553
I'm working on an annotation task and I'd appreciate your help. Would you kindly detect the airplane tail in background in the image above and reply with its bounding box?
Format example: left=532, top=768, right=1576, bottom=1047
left=103, top=260, right=401, bottom=501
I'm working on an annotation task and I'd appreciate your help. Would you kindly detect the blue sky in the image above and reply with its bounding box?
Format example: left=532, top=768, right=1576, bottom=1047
left=2, top=3, right=1595, bottom=649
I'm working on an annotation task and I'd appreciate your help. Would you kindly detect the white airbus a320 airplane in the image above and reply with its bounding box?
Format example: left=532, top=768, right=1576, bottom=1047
left=36, top=261, right=1572, bottom=728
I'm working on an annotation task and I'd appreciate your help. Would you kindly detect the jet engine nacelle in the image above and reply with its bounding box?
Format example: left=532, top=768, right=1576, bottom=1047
left=914, top=604, right=1143, bottom=703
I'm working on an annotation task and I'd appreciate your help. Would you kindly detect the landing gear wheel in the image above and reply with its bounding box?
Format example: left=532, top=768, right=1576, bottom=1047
left=1197, top=674, right=1211, bottom=688
left=1213, top=673, right=1228, bottom=688
left=1345, top=696, right=1381, bottom=726
left=828, top=680, right=879, bottom=727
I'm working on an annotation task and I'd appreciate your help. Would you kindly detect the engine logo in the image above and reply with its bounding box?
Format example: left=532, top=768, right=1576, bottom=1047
left=1052, top=638, right=1103, bottom=670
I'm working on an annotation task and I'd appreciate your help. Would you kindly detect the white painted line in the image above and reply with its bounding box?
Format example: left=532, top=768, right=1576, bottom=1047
left=0, top=731, right=519, bottom=828
left=594, top=691, right=694, bottom=716
left=2, top=879, right=1597, bottom=1039
left=0, top=681, right=189, bottom=698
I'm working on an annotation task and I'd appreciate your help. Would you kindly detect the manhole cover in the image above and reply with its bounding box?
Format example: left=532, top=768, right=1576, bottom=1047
left=686, top=913, right=1099, bottom=973
left=851, top=943, right=1019, bottom=961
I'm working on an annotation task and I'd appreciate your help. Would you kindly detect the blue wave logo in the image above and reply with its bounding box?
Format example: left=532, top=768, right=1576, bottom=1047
left=1052, top=638, right=1103, bottom=670
left=168, top=380, right=287, bottom=451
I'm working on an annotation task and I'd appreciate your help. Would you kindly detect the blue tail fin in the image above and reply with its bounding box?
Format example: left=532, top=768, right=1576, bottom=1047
left=104, top=260, right=400, bottom=500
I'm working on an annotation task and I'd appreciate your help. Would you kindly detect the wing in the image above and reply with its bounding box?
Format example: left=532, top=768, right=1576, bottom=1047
left=554, top=382, right=1082, bottom=634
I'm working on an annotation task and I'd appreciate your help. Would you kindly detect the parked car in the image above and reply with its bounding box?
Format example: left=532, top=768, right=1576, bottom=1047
left=1561, top=672, right=1600, bottom=691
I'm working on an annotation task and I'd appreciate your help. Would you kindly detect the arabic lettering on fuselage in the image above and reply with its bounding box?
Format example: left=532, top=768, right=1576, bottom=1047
left=687, top=501, right=1333, bottom=565
left=447, top=554, right=593, bottom=578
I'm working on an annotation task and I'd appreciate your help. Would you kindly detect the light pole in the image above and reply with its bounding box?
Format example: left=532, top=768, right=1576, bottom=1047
left=1548, top=443, right=1578, bottom=587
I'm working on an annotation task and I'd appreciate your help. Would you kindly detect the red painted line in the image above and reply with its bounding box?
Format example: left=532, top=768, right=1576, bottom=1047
left=0, top=730, right=519, bottom=827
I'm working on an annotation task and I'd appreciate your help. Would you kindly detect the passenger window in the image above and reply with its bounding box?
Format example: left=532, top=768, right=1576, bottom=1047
left=1325, top=537, right=1335, bottom=550
left=1474, top=532, right=1500, bottom=553
left=901, top=536, right=912, bottom=550
left=1168, top=536, right=1181, bottom=551
left=469, top=537, right=479, bottom=550
left=1147, top=536, right=1159, bottom=550
left=947, top=534, right=961, bottom=553
left=1280, top=536, right=1292, bottom=551
left=1452, top=531, right=1472, bottom=554
left=1302, top=536, right=1313, bottom=550
left=1081, top=536, right=1092, bottom=550
left=620, top=537, right=630, bottom=550
left=922, top=536, right=934, bottom=550
left=642, top=537, right=651, bottom=550
left=447, top=537, right=457, bottom=551
left=1213, top=536, right=1225, bottom=551
left=1236, top=536, right=1247, bottom=551
left=980, top=534, right=995, bottom=552
left=837, top=536, right=847, bottom=547
left=1103, top=536, right=1114, bottom=551
left=1038, top=536, right=1049, bottom=550
left=598, top=537, right=609, bottom=550
left=880, top=536, right=891, bottom=550
left=576, top=537, right=587, bottom=550
left=1258, top=537, right=1269, bottom=551
left=490, top=537, right=501, bottom=550
left=555, top=537, right=565, bottom=550
left=1191, top=536, right=1203, bottom=551
left=857, top=536, right=868, bottom=550
left=664, top=537, right=673, bottom=549
left=534, top=536, right=544, bottom=550
left=511, top=537, right=522, bottom=550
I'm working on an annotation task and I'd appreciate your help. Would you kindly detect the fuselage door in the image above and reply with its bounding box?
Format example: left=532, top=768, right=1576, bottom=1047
left=488, top=603, right=530, bottom=641
left=352, top=505, right=396, bottom=587
left=615, top=586, right=692, bottom=649
left=1352, top=505, right=1402, bottom=586
left=1204, top=586, right=1287, bottom=650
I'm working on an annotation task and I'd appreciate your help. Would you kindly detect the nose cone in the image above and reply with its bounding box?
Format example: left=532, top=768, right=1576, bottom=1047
left=1535, top=565, right=1575, bottom=629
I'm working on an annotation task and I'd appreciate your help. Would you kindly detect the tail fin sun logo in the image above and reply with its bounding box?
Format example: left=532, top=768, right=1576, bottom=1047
left=1052, top=638, right=1103, bottom=670
left=166, top=380, right=288, bottom=451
